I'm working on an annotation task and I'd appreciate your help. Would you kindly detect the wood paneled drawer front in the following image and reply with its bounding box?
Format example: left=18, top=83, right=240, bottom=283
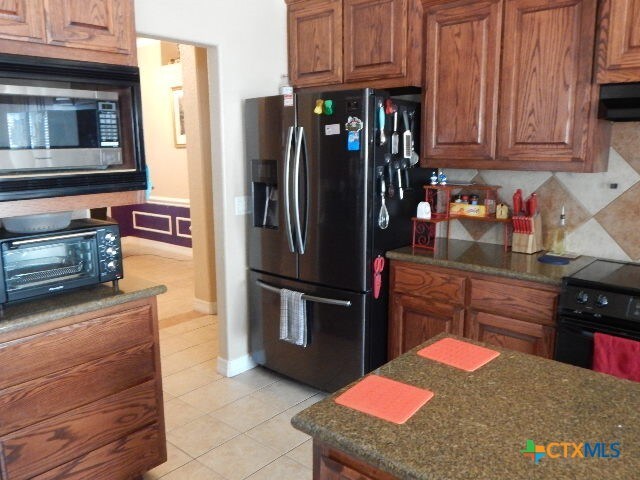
left=0, top=343, right=155, bottom=437
left=31, top=424, right=165, bottom=480
left=0, top=380, right=158, bottom=480
left=391, top=263, right=466, bottom=304
left=469, top=279, right=558, bottom=325
left=0, top=304, right=153, bottom=390
left=467, top=310, right=556, bottom=359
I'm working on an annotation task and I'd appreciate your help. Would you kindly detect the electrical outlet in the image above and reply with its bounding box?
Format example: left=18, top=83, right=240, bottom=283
left=234, top=196, right=250, bottom=216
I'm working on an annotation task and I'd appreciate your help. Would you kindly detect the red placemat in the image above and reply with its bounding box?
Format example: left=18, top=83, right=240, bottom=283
left=417, top=337, right=500, bottom=372
left=334, top=375, right=434, bottom=424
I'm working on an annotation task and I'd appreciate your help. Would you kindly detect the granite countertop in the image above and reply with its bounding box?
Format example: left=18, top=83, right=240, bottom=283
left=387, top=239, right=595, bottom=285
left=0, top=276, right=166, bottom=337
left=292, top=334, right=640, bottom=480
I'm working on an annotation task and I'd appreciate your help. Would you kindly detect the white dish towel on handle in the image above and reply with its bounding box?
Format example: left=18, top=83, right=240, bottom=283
left=279, top=288, right=308, bottom=347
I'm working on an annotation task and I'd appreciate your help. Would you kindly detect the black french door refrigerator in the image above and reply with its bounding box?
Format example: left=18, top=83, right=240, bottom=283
left=245, top=89, right=427, bottom=392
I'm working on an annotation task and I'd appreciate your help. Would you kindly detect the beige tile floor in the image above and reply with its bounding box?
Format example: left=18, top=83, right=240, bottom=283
left=123, top=241, right=322, bottom=479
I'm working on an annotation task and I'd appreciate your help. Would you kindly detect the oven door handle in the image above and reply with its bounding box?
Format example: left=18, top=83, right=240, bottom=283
left=10, top=231, right=97, bottom=247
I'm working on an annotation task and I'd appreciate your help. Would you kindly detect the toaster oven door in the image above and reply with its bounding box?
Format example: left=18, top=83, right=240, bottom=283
left=1, top=231, right=100, bottom=302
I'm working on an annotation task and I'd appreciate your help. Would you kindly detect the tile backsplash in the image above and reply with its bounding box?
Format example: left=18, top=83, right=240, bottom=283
left=440, top=123, right=640, bottom=262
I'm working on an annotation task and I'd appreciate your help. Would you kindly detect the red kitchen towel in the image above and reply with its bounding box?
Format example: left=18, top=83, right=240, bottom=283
left=593, top=332, right=640, bottom=382
left=334, top=375, right=434, bottom=424
left=417, top=337, right=500, bottom=372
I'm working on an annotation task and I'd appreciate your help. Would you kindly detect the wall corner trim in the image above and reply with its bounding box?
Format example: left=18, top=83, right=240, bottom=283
left=217, top=354, right=257, bottom=377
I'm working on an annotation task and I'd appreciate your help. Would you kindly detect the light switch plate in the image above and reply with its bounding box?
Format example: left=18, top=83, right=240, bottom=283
left=234, top=195, right=250, bottom=215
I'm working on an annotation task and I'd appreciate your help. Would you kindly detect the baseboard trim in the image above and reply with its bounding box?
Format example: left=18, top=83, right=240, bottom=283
left=217, top=354, right=256, bottom=377
left=193, top=299, right=217, bottom=314
left=121, top=236, right=193, bottom=258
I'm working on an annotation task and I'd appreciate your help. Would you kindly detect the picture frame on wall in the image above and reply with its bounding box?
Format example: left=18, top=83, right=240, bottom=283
left=171, top=86, right=186, bottom=148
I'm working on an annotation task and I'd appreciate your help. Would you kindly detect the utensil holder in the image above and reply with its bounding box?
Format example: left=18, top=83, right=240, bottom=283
left=511, top=215, right=543, bottom=254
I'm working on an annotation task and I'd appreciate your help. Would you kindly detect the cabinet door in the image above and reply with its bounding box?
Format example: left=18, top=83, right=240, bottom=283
left=466, top=310, right=555, bottom=358
left=343, top=0, right=407, bottom=82
left=498, top=0, right=597, bottom=166
left=423, top=0, right=502, bottom=161
left=388, top=293, right=465, bottom=359
left=288, top=0, right=343, bottom=87
left=0, top=0, right=45, bottom=42
left=596, top=0, right=640, bottom=83
left=44, top=0, right=134, bottom=56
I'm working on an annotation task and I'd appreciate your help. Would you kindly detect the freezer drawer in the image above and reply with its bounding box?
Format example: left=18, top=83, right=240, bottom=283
left=249, top=271, right=369, bottom=392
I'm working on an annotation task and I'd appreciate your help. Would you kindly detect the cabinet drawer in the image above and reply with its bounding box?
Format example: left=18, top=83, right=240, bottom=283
left=0, top=343, right=155, bottom=437
left=469, top=279, right=558, bottom=324
left=0, top=380, right=158, bottom=480
left=392, top=263, right=466, bottom=305
left=0, top=304, right=154, bottom=390
left=31, top=423, right=166, bottom=480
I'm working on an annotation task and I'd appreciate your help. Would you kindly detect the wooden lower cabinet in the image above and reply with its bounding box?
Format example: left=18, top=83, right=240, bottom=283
left=315, top=441, right=397, bottom=480
left=388, top=294, right=464, bottom=359
left=466, top=310, right=556, bottom=358
left=0, top=297, right=166, bottom=480
left=388, top=261, right=559, bottom=359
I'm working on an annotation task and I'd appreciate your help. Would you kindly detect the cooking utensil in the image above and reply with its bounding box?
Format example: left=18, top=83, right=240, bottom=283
left=384, top=153, right=394, bottom=197
left=378, top=101, right=386, bottom=146
left=526, top=193, right=538, bottom=217
left=409, top=111, right=419, bottom=165
left=373, top=255, right=385, bottom=299
left=513, top=189, right=523, bottom=216
left=402, top=110, right=412, bottom=159
left=395, top=160, right=404, bottom=200
left=385, top=98, right=396, bottom=115
left=378, top=176, right=389, bottom=229
left=391, top=111, right=399, bottom=155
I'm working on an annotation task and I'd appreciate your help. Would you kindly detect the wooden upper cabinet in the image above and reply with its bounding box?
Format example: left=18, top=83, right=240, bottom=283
left=45, top=0, right=134, bottom=56
left=0, top=0, right=136, bottom=65
left=287, top=0, right=422, bottom=88
left=423, top=0, right=502, bottom=160
left=343, top=0, right=407, bottom=81
left=596, top=0, right=640, bottom=83
left=288, top=0, right=343, bottom=87
left=0, top=0, right=45, bottom=42
left=498, top=0, right=598, bottom=167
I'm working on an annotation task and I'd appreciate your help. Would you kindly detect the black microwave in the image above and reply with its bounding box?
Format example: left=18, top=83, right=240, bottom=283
left=0, top=218, right=122, bottom=306
left=0, top=54, right=146, bottom=201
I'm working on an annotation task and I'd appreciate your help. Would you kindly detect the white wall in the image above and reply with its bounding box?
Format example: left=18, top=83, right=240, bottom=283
left=137, top=39, right=190, bottom=201
left=134, top=0, right=287, bottom=374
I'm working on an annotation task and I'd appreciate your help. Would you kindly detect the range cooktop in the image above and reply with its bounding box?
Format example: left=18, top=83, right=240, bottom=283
left=569, top=259, right=640, bottom=294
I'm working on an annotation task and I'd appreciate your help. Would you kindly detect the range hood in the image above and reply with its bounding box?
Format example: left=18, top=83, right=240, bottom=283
left=599, top=83, right=640, bottom=121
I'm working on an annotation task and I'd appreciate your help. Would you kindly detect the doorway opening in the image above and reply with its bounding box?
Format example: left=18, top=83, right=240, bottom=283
left=110, top=37, right=217, bottom=329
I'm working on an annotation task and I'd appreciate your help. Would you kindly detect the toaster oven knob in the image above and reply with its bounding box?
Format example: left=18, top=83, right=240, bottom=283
left=106, top=260, right=117, bottom=272
left=106, top=247, right=117, bottom=257
left=105, top=233, right=116, bottom=242
left=576, top=291, right=589, bottom=304
left=595, top=295, right=609, bottom=308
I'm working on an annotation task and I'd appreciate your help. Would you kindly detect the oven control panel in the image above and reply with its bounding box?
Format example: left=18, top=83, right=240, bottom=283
left=560, top=285, right=637, bottom=322
left=97, top=225, right=122, bottom=282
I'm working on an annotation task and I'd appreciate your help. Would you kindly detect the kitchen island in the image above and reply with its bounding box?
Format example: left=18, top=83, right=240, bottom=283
left=292, top=334, right=640, bottom=479
left=0, top=277, right=167, bottom=479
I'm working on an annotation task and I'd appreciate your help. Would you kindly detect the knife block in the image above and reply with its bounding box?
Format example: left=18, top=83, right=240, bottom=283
left=511, top=215, right=543, bottom=254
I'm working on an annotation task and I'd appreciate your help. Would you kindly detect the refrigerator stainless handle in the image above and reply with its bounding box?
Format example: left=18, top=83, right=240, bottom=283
left=293, top=126, right=306, bottom=254
left=284, top=126, right=295, bottom=253
left=256, top=280, right=352, bottom=307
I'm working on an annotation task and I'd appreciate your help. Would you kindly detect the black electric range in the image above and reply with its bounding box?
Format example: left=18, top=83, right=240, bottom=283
left=555, top=259, right=640, bottom=370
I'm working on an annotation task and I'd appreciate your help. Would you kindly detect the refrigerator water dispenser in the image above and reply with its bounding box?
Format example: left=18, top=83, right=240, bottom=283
left=251, top=159, right=278, bottom=229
